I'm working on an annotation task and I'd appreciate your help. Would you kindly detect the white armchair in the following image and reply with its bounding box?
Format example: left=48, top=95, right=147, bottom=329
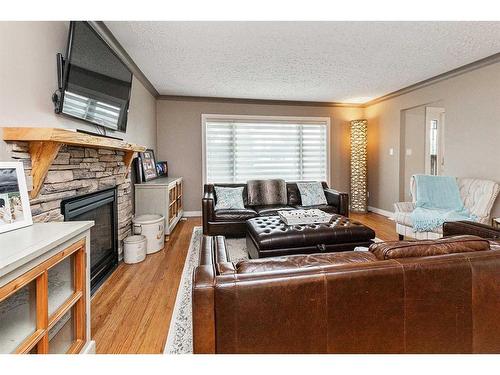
left=394, top=176, right=500, bottom=240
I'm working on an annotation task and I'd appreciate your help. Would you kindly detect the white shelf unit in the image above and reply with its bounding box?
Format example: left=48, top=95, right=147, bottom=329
left=134, top=177, right=184, bottom=239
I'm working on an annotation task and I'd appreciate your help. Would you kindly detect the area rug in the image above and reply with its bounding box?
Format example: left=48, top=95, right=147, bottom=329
left=163, top=226, right=247, bottom=354
left=163, top=226, right=381, bottom=354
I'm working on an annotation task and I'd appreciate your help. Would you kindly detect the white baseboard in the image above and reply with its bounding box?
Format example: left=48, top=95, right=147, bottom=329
left=81, top=340, right=96, bottom=354
left=368, top=206, right=394, bottom=219
left=183, top=211, right=202, bottom=217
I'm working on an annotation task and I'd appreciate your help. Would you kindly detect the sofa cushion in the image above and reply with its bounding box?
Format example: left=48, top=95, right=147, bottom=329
left=235, top=251, right=378, bottom=274
left=297, top=181, right=328, bottom=206
left=369, top=235, right=490, bottom=260
left=287, top=181, right=329, bottom=205
left=214, top=208, right=257, bottom=222
left=458, top=178, right=500, bottom=223
left=214, top=186, right=245, bottom=210
left=254, top=205, right=295, bottom=216
left=247, top=179, right=287, bottom=206
left=293, top=204, right=338, bottom=215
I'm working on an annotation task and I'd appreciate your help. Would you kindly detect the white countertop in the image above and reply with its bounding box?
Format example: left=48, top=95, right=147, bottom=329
left=0, top=221, right=94, bottom=278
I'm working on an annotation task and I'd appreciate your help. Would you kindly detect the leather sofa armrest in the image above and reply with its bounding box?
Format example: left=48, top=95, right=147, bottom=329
left=394, top=201, right=416, bottom=213
left=192, top=265, right=216, bottom=354
left=200, top=235, right=231, bottom=267
left=443, top=221, right=500, bottom=240
left=200, top=235, right=214, bottom=266
left=202, top=190, right=215, bottom=234
left=324, top=188, right=349, bottom=217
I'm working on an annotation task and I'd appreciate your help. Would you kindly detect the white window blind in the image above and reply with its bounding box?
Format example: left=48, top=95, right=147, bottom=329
left=204, top=118, right=328, bottom=183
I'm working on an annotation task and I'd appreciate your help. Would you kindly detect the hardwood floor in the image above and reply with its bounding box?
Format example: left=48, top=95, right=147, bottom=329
left=91, top=212, right=396, bottom=354
left=350, top=212, right=399, bottom=241
left=91, top=217, right=201, bottom=354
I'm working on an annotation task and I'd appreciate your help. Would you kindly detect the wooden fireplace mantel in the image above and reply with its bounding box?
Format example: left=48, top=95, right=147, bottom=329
left=2, top=127, right=147, bottom=198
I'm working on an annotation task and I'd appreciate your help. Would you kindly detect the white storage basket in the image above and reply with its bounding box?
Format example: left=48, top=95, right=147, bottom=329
left=132, top=214, right=164, bottom=254
left=123, top=235, right=147, bottom=264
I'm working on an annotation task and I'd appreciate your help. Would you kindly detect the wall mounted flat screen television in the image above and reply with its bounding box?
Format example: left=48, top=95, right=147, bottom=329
left=56, top=21, right=133, bottom=132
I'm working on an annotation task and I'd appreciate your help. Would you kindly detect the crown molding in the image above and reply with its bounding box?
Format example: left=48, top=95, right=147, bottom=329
left=364, top=52, right=500, bottom=107
left=157, top=95, right=365, bottom=108
left=87, top=21, right=159, bottom=98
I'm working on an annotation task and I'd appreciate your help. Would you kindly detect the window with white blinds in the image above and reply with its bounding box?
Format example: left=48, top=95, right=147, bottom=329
left=203, top=116, right=329, bottom=183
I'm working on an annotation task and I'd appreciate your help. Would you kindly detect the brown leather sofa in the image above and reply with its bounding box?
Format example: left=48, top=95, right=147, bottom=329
left=193, top=234, right=500, bottom=353
left=202, top=180, right=349, bottom=236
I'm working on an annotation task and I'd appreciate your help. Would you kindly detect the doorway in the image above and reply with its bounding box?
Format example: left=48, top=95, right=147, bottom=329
left=400, top=105, right=445, bottom=201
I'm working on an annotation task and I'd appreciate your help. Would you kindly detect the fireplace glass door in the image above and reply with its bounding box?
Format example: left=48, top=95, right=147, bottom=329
left=61, top=188, right=118, bottom=294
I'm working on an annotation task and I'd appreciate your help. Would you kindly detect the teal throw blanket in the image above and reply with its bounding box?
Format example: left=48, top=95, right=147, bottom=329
left=410, top=175, right=475, bottom=232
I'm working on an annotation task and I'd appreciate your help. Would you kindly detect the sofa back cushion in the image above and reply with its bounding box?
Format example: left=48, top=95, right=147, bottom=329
left=206, top=183, right=248, bottom=206
left=287, top=181, right=329, bottom=205
left=214, top=186, right=245, bottom=210
left=369, top=235, right=490, bottom=260
left=235, top=251, right=377, bottom=274
left=297, top=181, right=328, bottom=206
left=457, top=178, right=500, bottom=223
left=247, top=179, right=287, bottom=206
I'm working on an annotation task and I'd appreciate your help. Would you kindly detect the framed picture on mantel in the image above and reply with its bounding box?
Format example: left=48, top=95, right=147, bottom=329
left=139, top=149, right=158, bottom=182
left=0, top=162, right=33, bottom=234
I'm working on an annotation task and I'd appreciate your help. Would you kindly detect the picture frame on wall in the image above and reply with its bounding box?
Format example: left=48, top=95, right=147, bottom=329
left=0, top=162, right=33, bottom=234
left=139, top=149, right=158, bottom=182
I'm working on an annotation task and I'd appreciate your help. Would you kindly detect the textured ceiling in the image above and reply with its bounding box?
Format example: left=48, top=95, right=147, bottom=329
left=105, top=22, right=500, bottom=103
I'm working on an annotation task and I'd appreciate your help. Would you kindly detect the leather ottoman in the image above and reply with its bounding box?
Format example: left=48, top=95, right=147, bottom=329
left=246, top=215, right=376, bottom=258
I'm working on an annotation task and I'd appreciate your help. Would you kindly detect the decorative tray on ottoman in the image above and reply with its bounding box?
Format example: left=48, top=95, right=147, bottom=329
left=278, top=209, right=332, bottom=225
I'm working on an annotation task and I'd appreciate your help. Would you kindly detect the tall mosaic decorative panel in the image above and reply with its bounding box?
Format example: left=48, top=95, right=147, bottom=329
left=350, top=120, right=368, bottom=213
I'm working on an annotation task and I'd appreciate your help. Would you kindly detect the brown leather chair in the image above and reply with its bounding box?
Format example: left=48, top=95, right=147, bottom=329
left=193, top=235, right=500, bottom=353
left=202, top=180, right=349, bottom=236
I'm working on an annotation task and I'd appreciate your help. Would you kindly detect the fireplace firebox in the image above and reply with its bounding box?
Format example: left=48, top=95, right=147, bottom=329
left=61, top=188, right=118, bottom=294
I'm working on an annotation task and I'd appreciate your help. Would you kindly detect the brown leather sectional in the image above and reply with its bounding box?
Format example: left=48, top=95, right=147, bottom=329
left=202, top=180, right=349, bottom=236
left=192, top=233, right=500, bottom=353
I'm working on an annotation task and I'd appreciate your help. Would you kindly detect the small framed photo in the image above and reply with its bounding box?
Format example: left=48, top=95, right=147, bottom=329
left=139, top=149, right=158, bottom=182
left=0, top=162, right=33, bottom=234
left=156, top=161, right=168, bottom=177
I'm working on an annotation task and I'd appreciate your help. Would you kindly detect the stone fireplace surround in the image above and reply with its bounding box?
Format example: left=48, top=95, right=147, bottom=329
left=7, top=141, right=133, bottom=255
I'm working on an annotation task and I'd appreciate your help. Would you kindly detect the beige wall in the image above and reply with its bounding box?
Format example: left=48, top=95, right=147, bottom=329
left=365, top=61, right=500, bottom=217
left=0, top=21, right=157, bottom=161
left=157, top=100, right=363, bottom=212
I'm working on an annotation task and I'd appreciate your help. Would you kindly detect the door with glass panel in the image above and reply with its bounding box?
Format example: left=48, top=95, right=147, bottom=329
left=400, top=105, right=445, bottom=201
left=0, top=239, right=86, bottom=354
left=425, top=107, right=445, bottom=176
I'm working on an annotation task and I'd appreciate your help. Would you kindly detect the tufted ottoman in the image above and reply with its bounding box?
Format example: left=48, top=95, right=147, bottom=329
left=246, top=215, right=376, bottom=258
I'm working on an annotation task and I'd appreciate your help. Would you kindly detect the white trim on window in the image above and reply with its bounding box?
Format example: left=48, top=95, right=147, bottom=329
left=201, top=114, right=331, bottom=187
